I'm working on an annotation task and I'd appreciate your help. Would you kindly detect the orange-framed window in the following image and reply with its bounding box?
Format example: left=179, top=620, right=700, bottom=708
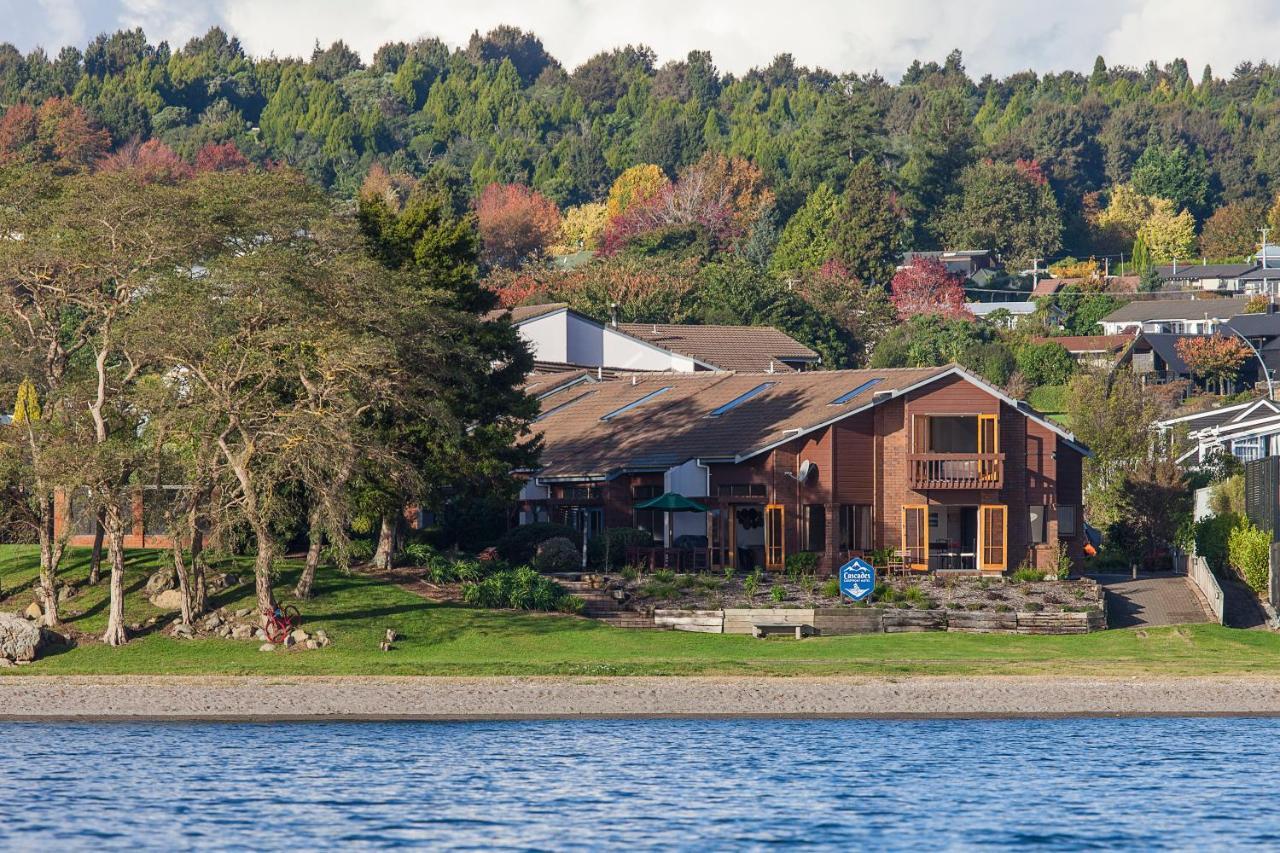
left=902, top=505, right=928, bottom=569
left=765, top=504, right=785, bottom=570
left=979, top=504, right=1007, bottom=571
left=978, top=414, right=999, bottom=480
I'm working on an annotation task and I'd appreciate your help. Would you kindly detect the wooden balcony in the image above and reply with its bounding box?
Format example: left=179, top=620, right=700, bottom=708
left=908, top=453, right=1005, bottom=489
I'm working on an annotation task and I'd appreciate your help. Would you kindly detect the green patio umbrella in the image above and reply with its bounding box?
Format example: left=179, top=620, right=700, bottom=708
left=635, top=492, right=708, bottom=548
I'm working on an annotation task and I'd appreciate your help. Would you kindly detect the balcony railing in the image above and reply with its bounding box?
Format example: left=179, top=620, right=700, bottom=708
left=908, top=453, right=1004, bottom=489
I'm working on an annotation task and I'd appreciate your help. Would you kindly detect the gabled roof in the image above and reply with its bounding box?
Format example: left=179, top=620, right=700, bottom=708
left=1099, top=297, right=1254, bottom=324
left=1156, top=263, right=1257, bottom=281
left=615, top=323, right=818, bottom=373
left=484, top=302, right=570, bottom=324
left=1124, top=333, right=1196, bottom=374
left=1157, top=397, right=1280, bottom=431
left=530, top=364, right=1088, bottom=480
left=1224, top=311, right=1280, bottom=338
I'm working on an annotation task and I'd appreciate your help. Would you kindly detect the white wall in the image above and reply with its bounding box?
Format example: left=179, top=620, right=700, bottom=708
left=515, top=309, right=699, bottom=371
left=518, top=312, right=570, bottom=363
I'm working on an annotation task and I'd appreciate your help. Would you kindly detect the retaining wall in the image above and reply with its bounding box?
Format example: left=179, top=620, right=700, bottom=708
left=650, top=605, right=1105, bottom=635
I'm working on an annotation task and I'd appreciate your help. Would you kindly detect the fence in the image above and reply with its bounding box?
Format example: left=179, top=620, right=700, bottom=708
left=1186, top=555, right=1225, bottom=624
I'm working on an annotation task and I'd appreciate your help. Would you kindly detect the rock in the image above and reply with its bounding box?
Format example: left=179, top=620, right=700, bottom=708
left=234, top=608, right=251, bottom=619
left=171, top=622, right=194, bottom=639
left=314, top=630, right=331, bottom=648
left=258, top=643, right=275, bottom=652
left=149, top=589, right=185, bottom=611
left=203, top=614, right=223, bottom=630
left=57, top=585, right=75, bottom=604
left=289, top=628, right=309, bottom=644
left=282, top=634, right=295, bottom=648
left=231, top=625, right=253, bottom=641
left=254, top=628, right=267, bottom=641
left=145, top=570, right=175, bottom=596
left=304, top=639, right=318, bottom=650
left=0, top=612, right=45, bottom=662
left=23, top=601, right=41, bottom=621
left=0, top=658, right=13, bottom=668
left=384, top=628, right=397, bottom=644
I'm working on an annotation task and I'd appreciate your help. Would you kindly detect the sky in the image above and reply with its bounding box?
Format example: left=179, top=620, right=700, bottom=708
left=8, top=0, right=1280, bottom=80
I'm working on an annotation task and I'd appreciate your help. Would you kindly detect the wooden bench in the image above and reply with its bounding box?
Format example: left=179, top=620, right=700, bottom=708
left=751, top=623, right=814, bottom=639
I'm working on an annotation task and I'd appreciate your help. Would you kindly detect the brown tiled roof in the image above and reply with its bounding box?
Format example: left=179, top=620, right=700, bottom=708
left=615, top=323, right=818, bottom=372
left=1032, top=278, right=1072, bottom=296
left=483, top=302, right=568, bottom=324
left=530, top=366, right=950, bottom=479
left=1030, top=335, right=1133, bottom=353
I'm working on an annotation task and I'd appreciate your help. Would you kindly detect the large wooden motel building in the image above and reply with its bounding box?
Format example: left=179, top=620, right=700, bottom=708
left=518, top=364, right=1090, bottom=575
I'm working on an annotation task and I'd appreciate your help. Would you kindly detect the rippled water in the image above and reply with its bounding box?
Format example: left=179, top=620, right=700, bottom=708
left=1, top=717, right=1276, bottom=850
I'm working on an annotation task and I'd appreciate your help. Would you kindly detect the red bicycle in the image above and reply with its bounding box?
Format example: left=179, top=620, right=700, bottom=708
left=263, top=603, right=302, bottom=644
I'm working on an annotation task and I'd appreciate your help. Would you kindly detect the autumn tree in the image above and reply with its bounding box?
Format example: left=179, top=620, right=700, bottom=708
left=1199, top=201, right=1262, bottom=260
left=1175, top=334, right=1251, bottom=394
left=476, top=182, right=562, bottom=269
left=553, top=202, right=608, bottom=253
left=1137, top=203, right=1196, bottom=264
left=796, top=260, right=897, bottom=365
left=605, top=164, right=669, bottom=220
left=890, top=258, right=972, bottom=320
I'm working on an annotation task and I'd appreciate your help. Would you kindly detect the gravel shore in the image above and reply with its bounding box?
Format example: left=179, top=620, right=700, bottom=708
left=4, top=675, right=1280, bottom=719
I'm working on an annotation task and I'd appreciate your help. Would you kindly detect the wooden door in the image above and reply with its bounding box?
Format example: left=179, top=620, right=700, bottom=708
left=979, top=504, right=1007, bottom=571
left=978, top=414, right=999, bottom=481
left=765, top=504, right=785, bottom=570
left=902, top=505, right=928, bottom=570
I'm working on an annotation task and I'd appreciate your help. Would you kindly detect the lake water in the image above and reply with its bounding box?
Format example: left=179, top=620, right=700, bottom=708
left=1, top=717, right=1276, bottom=850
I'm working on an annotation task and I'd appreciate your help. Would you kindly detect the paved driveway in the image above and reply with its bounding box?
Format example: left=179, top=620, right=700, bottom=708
left=1091, top=574, right=1214, bottom=628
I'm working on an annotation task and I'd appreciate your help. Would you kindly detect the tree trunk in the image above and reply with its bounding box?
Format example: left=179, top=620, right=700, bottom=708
left=295, top=503, right=324, bottom=600
left=171, top=537, right=193, bottom=627
left=88, top=509, right=105, bottom=585
left=252, top=524, right=276, bottom=614
left=36, top=493, right=59, bottom=627
left=190, top=512, right=207, bottom=616
left=372, top=513, right=396, bottom=570
left=101, top=504, right=128, bottom=647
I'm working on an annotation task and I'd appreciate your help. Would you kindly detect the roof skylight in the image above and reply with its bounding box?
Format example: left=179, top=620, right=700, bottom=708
left=534, top=391, right=596, bottom=422
left=707, top=382, right=776, bottom=417
left=600, top=386, right=673, bottom=421
left=830, top=378, right=884, bottom=405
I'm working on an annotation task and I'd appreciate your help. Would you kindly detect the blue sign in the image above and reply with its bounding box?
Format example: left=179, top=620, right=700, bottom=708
left=839, top=557, right=876, bottom=602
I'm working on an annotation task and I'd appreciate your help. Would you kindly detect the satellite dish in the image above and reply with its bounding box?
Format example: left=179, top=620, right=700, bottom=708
left=797, top=459, right=816, bottom=483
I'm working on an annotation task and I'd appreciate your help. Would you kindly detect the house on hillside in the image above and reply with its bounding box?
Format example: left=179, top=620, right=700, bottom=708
left=1097, top=297, right=1254, bottom=335
left=1156, top=398, right=1280, bottom=465
left=1155, top=263, right=1258, bottom=294
left=519, top=365, right=1089, bottom=576
left=487, top=303, right=819, bottom=373
left=1031, top=335, right=1131, bottom=368
left=900, top=249, right=998, bottom=283
left=967, top=301, right=1059, bottom=329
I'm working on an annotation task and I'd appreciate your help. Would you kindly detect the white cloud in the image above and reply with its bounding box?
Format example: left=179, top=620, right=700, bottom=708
left=2, top=0, right=1280, bottom=79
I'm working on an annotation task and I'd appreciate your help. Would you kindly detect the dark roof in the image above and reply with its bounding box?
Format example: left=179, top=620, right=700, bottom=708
left=615, top=323, right=818, bottom=373
left=530, top=365, right=1087, bottom=479
left=1155, top=263, right=1257, bottom=281
left=1158, top=398, right=1280, bottom=432
left=483, top=302, right=568, bottom=323
left=1239, top=267, right=1280, bottom=281
left=1100, top=297, right=1254, bottom=324
left=1224, top=312, right=1280, bottom=338
left=1127, top=333, right=1196, bottom=374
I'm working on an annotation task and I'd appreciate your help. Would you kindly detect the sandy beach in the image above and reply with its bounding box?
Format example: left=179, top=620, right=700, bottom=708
left=3, top=675, right=1280, bottom=720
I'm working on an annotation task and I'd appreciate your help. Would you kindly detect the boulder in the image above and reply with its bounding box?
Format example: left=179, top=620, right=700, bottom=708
left=0, top=658, right=13, bottom=668
left=313, top=630, right=331, bottom=648
left=304, top=639, right=318, bottom=650
left=171, top=622, right=194, bottom=639
left=231, top=625, right=253, bottom=641
left=289, top=628, right=309, bottom=644
left=57, top=585, right=76, bottom=604
left=144, top=570, right=175, bottom=596
left=149, top=589, right=185, bottom=611
left=234, top=608, right=252, bottom=619
left=23, top=601, right=41, bottom=621
left=0, top=612, right=44, bottom=662
left=254, top=628, right=267, bottom=641
left=203, top=614, right=223, bottom=630
left=282, top=634, right=295, bottom=648
left=258, top=642, right=275, bottom=652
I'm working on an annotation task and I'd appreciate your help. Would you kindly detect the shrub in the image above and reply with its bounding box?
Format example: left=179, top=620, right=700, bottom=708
left=1228, top=520, right=1271, bottom=594
left=461, top=567, right=574, bottom=611
left=770, top=584, right=786, bottom=603
left=532, top=537, right=580, bottom=573
left=1011, top=565, right=1046, bottom=583
left=496, top=523, right=578, bottom=564
left=820, top=578, right=840, bottom=598
left=401, top=542, right=437, bottom=567
left=784, top=551, right=819, bottom=579
left=743, top=573, right=760, bottom=599
left=1051, top=540, right=1072, bottom=581
left=1194, top=513, right=1239, bottom=573
left=322, top=537, right=374, bottom=566
left=587, top=527, right=655, bottom=569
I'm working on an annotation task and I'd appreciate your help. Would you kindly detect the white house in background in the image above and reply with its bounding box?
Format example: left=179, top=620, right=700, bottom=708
left=1096, top=296, right=1254, bottom=336
left=1155, top=397, right=1280, bottom=465
left=967, top=301, right=1055, bottom=329
left=1155, top=263, right=1258, bottom=294
left=487, top=303, right=820, bottom=373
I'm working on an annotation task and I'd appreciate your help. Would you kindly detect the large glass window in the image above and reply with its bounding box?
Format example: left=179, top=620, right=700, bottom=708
left=1058, top=505, right=1077, bottom=538
left=839, top=505, right=873, bottom=551
left=804, top=505, right=826, bottom=553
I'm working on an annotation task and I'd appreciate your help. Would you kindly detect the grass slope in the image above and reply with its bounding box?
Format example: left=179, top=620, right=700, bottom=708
left=1, top=545, right=1277, bottom=677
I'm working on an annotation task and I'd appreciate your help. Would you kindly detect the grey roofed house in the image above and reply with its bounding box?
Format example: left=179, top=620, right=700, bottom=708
left=1097, top=296, right=1254, bottom=334
left=899, top=249, right=996, bottom=279
left=1156, top=397, right=1280, bottom=465
left=1155, top=263, right=1258, bottom=282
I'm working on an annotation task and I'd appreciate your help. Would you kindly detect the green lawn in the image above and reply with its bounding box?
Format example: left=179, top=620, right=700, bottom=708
left=2, top=544, right=1279, bottom=677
